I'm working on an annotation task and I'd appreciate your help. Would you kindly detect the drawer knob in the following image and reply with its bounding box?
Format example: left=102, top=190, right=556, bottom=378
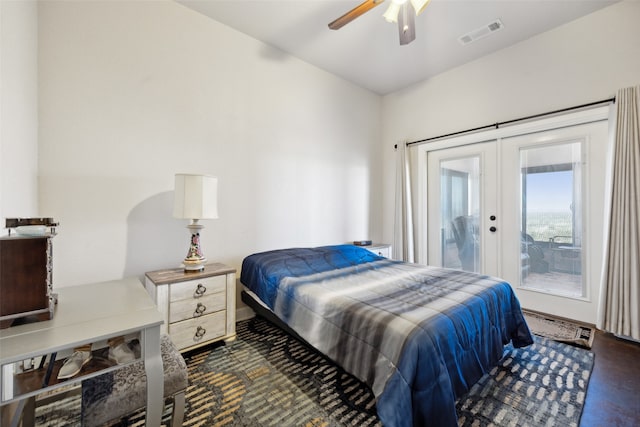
left=194, top=303, right=207, bottom=317
left=194, top=283, right=207, bottom=297
left=195, top=326, right=207, bottom=339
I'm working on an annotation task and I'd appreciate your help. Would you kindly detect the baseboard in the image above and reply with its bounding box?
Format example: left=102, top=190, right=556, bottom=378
left=236, top=306, right=255, bottom=322
left=614, top=333, right=640, bottom=344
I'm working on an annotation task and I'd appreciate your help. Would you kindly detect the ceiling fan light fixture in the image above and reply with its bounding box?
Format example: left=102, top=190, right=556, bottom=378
left=398, top=2, right=416, bottom=45
left=383, top=2, right=401, bottom=23
left=329, top=0, right=424, bottom=45
left=384, top=0, right=408, bottom=23
left=410, top=0, right=431, bottom=16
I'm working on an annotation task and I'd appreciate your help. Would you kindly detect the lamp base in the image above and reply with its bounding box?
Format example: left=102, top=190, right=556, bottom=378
left=182, top=221, right=207, bottom=272
left=183, top=258, right=207, bottom=272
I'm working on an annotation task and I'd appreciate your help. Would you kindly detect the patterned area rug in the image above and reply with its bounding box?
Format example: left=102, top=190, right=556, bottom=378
left=523, top=310, right=595, bottom=348
left=35, top=317, right=594, bottom=426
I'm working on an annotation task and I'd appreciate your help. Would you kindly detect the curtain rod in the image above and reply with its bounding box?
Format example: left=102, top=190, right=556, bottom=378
left=402, top=97, right=616, bottom=148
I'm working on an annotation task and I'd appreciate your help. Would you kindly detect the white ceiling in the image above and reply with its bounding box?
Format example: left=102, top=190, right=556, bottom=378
left=177, top=0, right=619, bottom=95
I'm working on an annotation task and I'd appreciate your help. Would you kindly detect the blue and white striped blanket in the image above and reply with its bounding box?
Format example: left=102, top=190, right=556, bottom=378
left=241, top=245, right=533, bottom=426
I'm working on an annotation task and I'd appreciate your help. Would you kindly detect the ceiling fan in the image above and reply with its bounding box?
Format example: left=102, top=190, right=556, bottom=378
left=328, top=0, right=432, bottom=45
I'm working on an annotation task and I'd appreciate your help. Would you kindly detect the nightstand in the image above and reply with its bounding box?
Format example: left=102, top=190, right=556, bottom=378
left=145, top=263, right=236, bottom=352
left=363, top=243, right=392, bottom=258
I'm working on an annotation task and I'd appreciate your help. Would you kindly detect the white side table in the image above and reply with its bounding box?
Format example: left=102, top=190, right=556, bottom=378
left=363, top=243, right=392, bottom=258
left=145, top=263, right=236, bottom=352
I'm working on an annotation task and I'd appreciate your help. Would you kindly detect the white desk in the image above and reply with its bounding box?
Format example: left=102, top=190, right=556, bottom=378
left=0, top=277, right=164, bottom=426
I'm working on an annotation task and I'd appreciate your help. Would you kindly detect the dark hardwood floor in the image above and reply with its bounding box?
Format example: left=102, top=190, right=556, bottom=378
left=580, top=330, right=640, bottom=426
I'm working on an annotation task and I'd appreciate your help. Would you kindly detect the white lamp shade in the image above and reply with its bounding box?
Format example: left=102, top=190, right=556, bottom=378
left=383, top=2, right=401, bottom=23
left=410, top=0, right=431, bottom=15
left=173, top=174, right=219, bottom=219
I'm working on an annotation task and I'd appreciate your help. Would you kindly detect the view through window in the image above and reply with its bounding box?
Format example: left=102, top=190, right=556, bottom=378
left=520, top=142, right=583, bottom=297
left=440, top=159, right=480, bottom=273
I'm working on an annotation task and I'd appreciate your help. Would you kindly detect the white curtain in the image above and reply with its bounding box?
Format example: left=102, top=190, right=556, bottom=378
left=598, top=85, right=640, bottom=340
left=393, top=142, right=415, bottom=262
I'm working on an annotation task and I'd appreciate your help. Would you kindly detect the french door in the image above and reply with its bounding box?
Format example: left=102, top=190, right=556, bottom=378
left=423, top=118, right=609, bottom=323
left=427, top=142, right=498, bottom=276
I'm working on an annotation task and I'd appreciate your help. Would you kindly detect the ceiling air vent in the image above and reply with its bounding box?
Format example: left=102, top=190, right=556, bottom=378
left=458, top=19, right=504, bottom=46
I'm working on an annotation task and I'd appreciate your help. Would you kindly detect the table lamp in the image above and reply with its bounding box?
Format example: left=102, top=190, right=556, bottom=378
left=173, top=174, right=218, bottom=271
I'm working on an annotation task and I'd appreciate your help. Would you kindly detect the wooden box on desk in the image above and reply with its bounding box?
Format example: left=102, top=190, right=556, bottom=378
left=0, top=235, right=54, bottom=329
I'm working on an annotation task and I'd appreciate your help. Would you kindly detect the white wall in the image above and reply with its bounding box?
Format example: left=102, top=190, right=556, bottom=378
left=37, top=0, right=382, bottom=299
left=381, top=0, right=640, bottom=322
left=0, top=0, right=39, bottom=230
left=382, top=1, right=640, bottom=241
left=12, top=0, right=637, bottom=321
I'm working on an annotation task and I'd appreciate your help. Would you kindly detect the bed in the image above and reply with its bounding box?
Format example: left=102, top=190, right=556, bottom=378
left=240, top=244, right=533, bottom=427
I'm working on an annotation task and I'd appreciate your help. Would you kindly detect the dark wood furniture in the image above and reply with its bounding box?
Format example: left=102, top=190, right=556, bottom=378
left=0, top=218, right=57, bottom=329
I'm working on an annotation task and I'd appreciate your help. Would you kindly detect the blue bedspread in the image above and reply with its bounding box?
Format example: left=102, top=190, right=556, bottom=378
left=241, top=245, right=533, bottom=427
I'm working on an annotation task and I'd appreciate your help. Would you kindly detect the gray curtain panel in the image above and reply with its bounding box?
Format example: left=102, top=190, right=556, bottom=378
left=393, top=141, right=415, bottom=262
left=598, top=84, right=640, bottom=340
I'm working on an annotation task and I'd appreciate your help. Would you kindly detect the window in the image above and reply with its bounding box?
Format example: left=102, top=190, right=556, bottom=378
left=440, top=160, right=480, bottom=271
left=520, top=142, right=583, bottom=297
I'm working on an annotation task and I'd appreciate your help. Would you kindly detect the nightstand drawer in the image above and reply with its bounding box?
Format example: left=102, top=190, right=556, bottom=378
left=169, top=310, right=226, bottom=350
left=168, top=291, right=226, bottom=323
left=169, top=275, right=226, bottom=303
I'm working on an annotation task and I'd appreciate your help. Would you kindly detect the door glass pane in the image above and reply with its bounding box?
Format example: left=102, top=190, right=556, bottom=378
left=440, top=157, right=480, bottom=272
left=520, top=142, right=584, bottom=297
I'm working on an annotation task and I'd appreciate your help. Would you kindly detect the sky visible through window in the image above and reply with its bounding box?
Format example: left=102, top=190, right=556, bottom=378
left=524, top=170, right=574, bottom=242
left=526, top=171, right=573, bottom=212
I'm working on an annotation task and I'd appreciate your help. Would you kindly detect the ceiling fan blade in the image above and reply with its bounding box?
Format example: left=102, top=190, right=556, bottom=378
left=328, top=0, right=385, bottom=30
left=398, top=2, right=416, bottom=45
